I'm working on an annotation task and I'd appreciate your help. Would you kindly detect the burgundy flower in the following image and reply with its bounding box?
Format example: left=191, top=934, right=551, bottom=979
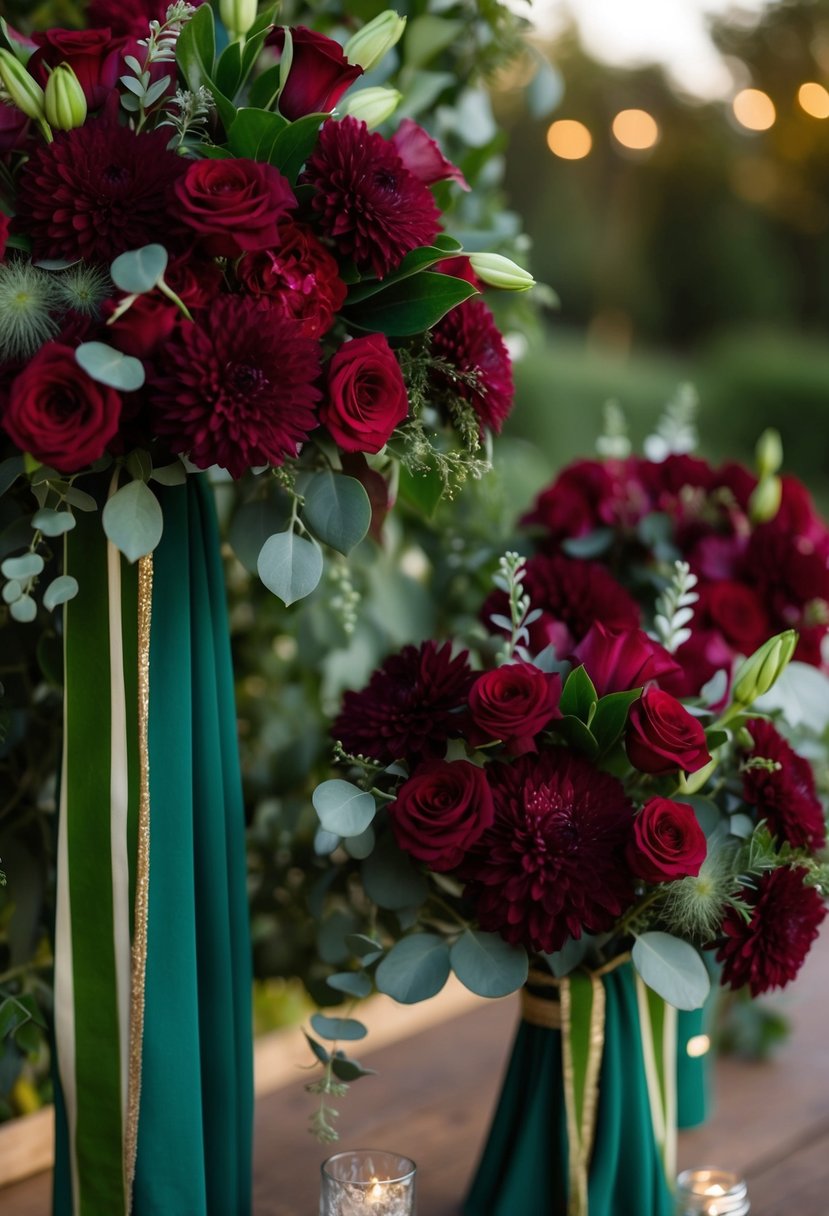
left=468, top=662, right=561, bottom=755
left=741, top=529, right=829, bottom=668
left=462, top=749, right=635, bottom=954
left=16, top=121, right=186, bottom=263
left=390, top=119, right=469, bottom=190
left=151, top=297, right=321, bottom=478
left=87, top=0, right=204, bottom=38
left=717, top=866, right=825, bottom=996
left=0, top=215, right=9, bottom=262
left=165, top=255, right=225, bottom=312
left=302, top=116, right=441, bottom=279
left=390, top=760, right=494, bottom=871
left=626, top=688, right=711, bottom=776
left=627, top=797, right=707, bottom=884
left=2, top=343, right=121, bottom=473
left=323, top=334, right=409, bottom=453
left=0, top=104, right=29, bottom=154
left=483, top=555, right=640, bottom=658
left=237, top=222, right=346, bottom=338
left=741, top=719, right=826, bottom=852
left=523, top=459, right=624, bottom=541
left=572, top=622, right=681, bottom=697
left=105, top=292, right=180, bottom=358
left=697, top=580, right=770, bottom=656
left=333, top=640, right=474, bottom=764
left=429, top=298, right=514, bottom=436
left=28, top=28, right=122, bottom=108
left=172, top=158, right=296, bottom=259
left=267, top=27, right=363, bottom=121
left=671, top=629, right=735, bottom=700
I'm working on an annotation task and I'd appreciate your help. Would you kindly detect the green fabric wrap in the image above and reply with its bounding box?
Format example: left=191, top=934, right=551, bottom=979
left=464, top=964, right=674, bottom=1216
left=676, top=1005, right=714, bottom=1130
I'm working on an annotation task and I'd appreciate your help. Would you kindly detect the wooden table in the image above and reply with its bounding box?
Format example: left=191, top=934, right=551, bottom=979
left=5, top=928, right=829, bottom=1214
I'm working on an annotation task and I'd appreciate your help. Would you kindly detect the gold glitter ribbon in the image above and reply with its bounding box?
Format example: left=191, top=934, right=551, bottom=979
left=125, top=553, right=153, bottom=1205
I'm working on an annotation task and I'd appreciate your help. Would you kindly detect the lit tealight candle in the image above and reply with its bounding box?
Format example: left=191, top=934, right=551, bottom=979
left=676, top=1168, right=750, bottom=1215
left=320, top=1150, right=416, bottom=1216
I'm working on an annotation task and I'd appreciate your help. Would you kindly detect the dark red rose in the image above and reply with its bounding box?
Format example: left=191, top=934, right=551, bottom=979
left=0, top=105, right=29, bottom=154
left=0, top=214, right=9, bottom=261
left=429, top=298, right=514, bottom=436
left=237, top=221, right=346, bottom=338
left=333, top=640, right=474, bottom=764
left=165, top=255, right=224, bottom=311
left=28, top=28, right=121, bottom=108
left=626, top=687, right=711, bottom=775
left=627, top=797, right=707, bottom=884
left=717, top=865, right=826, bottom=996
left=741, top=718, right=826, bottom=852
left=267, top=26, right=363, bottom=121
left=391, top=760, right=494, bottom=871
left=172, top=158, right=296, bottom=259
left=462, top=749, right=635, bottom=954
left=572, top=622, right=681, bottom=697
left=390, top=119, right=469, bottom=189
left=699, top=581, right=769, bottom=654
left=105, top=292, right=179, bottom=358
left=323, top=334, right=408, bottom=453
left=468, top=662, right=561, bottom=755
left=2, top=343, right=121, bottom=473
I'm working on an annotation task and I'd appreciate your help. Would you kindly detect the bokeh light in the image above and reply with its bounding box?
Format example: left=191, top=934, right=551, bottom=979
left=546, top=119, right=593, bottom=160
left=611, top=109, right=660, bottom=150
left=732, top=88, right=776, bottom=131
left=798, top=81, right=829, bottom=119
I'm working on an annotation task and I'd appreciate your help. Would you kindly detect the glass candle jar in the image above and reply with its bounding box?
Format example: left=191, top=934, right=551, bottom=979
left=676, top=1168, right=750, bottom=1215
left=320, top=1150, right=417, bottom=1216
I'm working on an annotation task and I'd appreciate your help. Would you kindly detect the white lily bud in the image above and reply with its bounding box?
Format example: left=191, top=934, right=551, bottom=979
left=755, top=427, right=783, bottom=478
left=0, top=49, right=46, bottom=122
left=341, top=86, right=401, bottom=129
left=344, top=11, right=407, bottom=72
left=468, top=252, right=536, bottom=292
left=44, top=64, right=87, bottom=132
left=219, top=0, right=258, bottom=40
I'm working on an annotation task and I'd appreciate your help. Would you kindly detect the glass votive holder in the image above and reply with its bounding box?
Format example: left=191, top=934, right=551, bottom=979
left=320, top=1150, right=416, bottom=1216
left=676, top=1167, right=750, bottom=1215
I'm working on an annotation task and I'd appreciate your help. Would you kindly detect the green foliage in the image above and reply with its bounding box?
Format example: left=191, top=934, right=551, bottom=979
left=257, top=530, right=324, bottom=606
left=302, top=473, right=371, bottom=557
left=101, top=480, right=163, bottom=562
left=110, top=245, right=168, bottom=295
left=450, top=929, right=528, bottom=997
left=75, top=342, right=145, bottom=392
left=312, top=780, right=376, bottom=837
left=375, top=933, right=451, bottom=1003
left=631, top=932, right=711, bottom=1011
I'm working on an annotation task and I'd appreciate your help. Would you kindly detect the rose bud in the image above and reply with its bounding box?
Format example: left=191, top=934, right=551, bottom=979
left=220, top=0, right=258, bottom=40
left=0, top=49, right=46, bottom=122
left=341, top=86, right=401, bottom=129
left=627, top=796, right=707, bottom=884
left=44, top=64, right=87, bottom=132
left=468, top=252, right=536, bottom=293
left=626, top=687, right=711, bottom=775
left=731, top=630, right=798, bottom=710
left=469, top=662, right=561, bottom=755
left=390, top=759, right=494, bottom=872
left=344, top=11, right=407, bottom=72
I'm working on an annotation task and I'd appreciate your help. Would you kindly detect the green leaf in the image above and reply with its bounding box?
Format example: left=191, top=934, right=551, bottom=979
left=561, top=528, right=614, bottom=559
left=678, top=796, right=722, bottom=838
left=404, top=15, right=464, bottom=69
left=248, top=62, right=281, bottom=110
left=63, top=487, right=98, bottom=511
left=150, top=461, right=187, bottom=487
left=544, top=935, right=594, bottom=978
left=110, top=244, right=168, bottom=295
left=450, top=930, right=528, bottom=998
left=345, top=934, right=384, bottom=964
left=343, top=826, right=375, bottom=860
left=346, top=239, right=464, bottom=305
left=559, top=664, right=598, bottom=724
left=257, top=530, right=323, bottom=605
left=238, top=6, right=278, bottom=86
left=313, top=779, right=376, bottom=836
left=102, top=480, right=163, bottom=562
left=310, top=1013, right=368, bottom=1042
left=228, top=492, right=292, bottom=574
left=375, top=934, right=451, bottom=1004
left=176, top=2, right=215, bottom=91
left=302, top=472, right=371, bottom=556
left=590, top=688, right=642, bottom=754
left=126, top=449, right=152, bottom=483
left=344, top=271, right=478, bottom=337
left=303, top=1031, right=330, bottom=1064
left=31, top=508, right=75, bottom=537
left=214, top=38, right=242, bottom=97
left=331, top=1053, right=376, bottom=1081
left=326, top=972, right=372, bottom=999
left=0, top=456, right=24, bottom=497
left=2, top=580, right=21, bottom=604
left=75, top=342, right=145, bottom=392
left=227, top=108, right=288, bottom=161
left=553, top=715, right=599, bottom=760
left=361, top=831, right=428, bottom=910
left=42, top=575, right=79, bottom=612
left=269, top=112, right=328, bottom=183
left=632, top=932, right=711, bottom=1011
left=397, top=464, right=444, bottom=517
left=10, top=595, right=36, bottom=623
left=1, top=553, right=43, bottom=580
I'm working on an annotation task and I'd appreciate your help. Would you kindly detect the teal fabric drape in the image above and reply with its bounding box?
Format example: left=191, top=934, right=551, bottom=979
left=464, top=964, right=674, bottom=1216
left=676, top=1003, right=714, bottom=1130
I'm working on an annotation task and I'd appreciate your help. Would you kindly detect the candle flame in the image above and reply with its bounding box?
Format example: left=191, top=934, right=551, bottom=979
left=705, top=1184, right=727, bottom=1197
left=369, top=1177, right=383, bottom=1200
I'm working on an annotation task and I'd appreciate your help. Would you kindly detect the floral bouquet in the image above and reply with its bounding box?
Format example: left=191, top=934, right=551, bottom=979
left=306, top=447, right=828, bottom=1212
left=0, top=4, right=530, bottom=1211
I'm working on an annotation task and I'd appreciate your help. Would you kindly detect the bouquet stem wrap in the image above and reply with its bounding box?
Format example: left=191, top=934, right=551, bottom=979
left=464, top=960, right=676, bottom=1216
left=53, top=477, right=253, bottom=1216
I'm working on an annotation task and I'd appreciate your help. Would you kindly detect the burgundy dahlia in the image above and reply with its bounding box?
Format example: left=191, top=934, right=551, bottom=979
left=16, top=122, right=186, bottom=264
left=717, top=866, right=825, bottom=996
left=429, top=298, right=514, bottom=435
left=333, top=641, right=474, bottom=764
left=741, top=719, right=826, bottom=852
left=151, top=298, right=322, bottom=478
left=237, top=222, right=346, bottom=339
left=302, top=116, right=441, bottom=279
left=462, top=749, right=636, bottom=954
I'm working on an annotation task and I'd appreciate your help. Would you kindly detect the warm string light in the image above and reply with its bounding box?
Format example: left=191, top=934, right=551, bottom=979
left=732, top=87, right=776, bottom=130
left=546, top=119, right=592, bottom=159
left=799, top=81, right=829, bottom=118
left=612, top=108, right=660, bottom=150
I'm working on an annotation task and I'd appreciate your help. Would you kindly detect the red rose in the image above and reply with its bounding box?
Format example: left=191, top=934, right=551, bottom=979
left=2, top=343, right=121, bottom=473
left=469, top=662, right=561, bottom=755
left=572, top=622, right=681, bottom=697
left=28, top=28, right=121, bottom=108
left=105, top=292, right=179, bottom=357
left=390, top=760, right=494, bottom=871
left=390, top=119, right=469, bottom=190
left=626, top=688, right=711, bottom=775
left=701, top=581, right=769, bottom=654
left=323, top=334, right=408, bottom=453
left=237, top=221, right=346, bottom=338
left=628, top=797, right=707, bottom=884
left=172, top=158, right=296, bottom=258
left=0, top=214, right=9, bottom=261
left=267, top=27, right=363, bottom=121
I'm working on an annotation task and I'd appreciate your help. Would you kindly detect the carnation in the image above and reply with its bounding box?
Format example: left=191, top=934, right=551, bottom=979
left=333, top=641, right=474, bottom=764
left=303, top=116, right=441, bottom=279
left=151, top=297, right=322, bottom=478
left=237, top=223, right=346, bottom=339
left=741, top=719, right=826, bottom=852
left=717, top=866, right=825, bottom=996
left=462, top=749, right=636, bottom=954
left=429, top=298, right=514, bottom=436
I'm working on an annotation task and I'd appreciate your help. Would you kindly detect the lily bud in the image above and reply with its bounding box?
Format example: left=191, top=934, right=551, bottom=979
left=44, top=64, right=87, bottom=132
left=219, top=0, right=258, bottom=39
left=468, top=252, right=536, bottom=292
left=756, top=427, right=783, bottom=478
left=341, top=86, right=401, bottom=129
left=0, top=49, right=46, bottom=122
left=732, top=630, right=798, bottom=707
left=344, top=11, right=407, bottom=72
left=749, top=473, right=782, bottom=524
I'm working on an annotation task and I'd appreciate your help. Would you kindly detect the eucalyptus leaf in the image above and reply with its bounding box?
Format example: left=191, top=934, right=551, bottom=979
left=303, top=1031, right=330, bottom=1065
left=450, top=930, right=528, bottom=998
left=42, top=575, right=79, bottom=612
left=257, top=530, right=323, bottom=606
left=110, top=245, right=168, bottom=295
left=345, top=934, right=384, bottom=964
left=2, top=580, right=21, bottom=605
left=375, top=934, right=451, bottom=1004
left=10, top=595, right=36, bottom=623
left=326, top=972, right=372, bottom=999
left=331, top=1054, right=375, bottom=1082
left=0, top=456, right=23, bottom=498
left=228, top=494, right=292, bottom=574
left=31, top=508, right=75, bottom=537
left=1, top=553, right=44, bottom=580
left=102, top=480, right=163, bottom=562
left=63, top=487, right=98, bottom=512
left=76, top=342, right=145, bottom=392
left=309, top=1013, right=368, bottom=1042
left=150, top=461, right=188, bottom=487
left=313, top=780, right=376, bottom=837
left=361, top=832, right=428, bottom=911
left=313, top=828, right=340, bottom=856
left=343, top=826, right=376, bottom=860
left=561, top=528, right=614, bottom=560
left=632, top=932, right=711, bottom=1011
left=302, top=472, right=371, bottom=556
